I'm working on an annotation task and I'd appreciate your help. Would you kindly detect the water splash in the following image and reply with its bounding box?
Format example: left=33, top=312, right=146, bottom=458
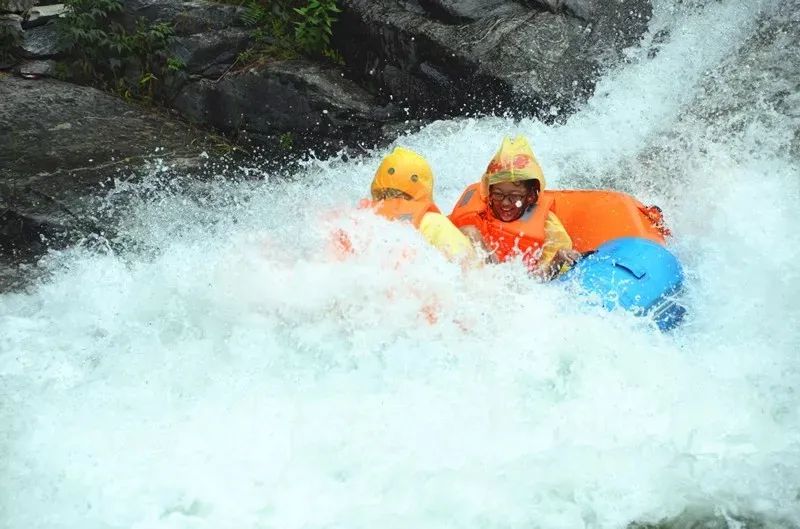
left=2, top=1, right=800, bottom=528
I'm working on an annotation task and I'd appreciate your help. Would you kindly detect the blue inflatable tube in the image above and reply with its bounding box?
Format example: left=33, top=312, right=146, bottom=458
left=559, top=237, right=686, bottom=331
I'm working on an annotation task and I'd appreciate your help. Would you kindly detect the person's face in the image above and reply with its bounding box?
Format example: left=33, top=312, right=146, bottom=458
left=374, top=188, right=413, bottom=201
left=488, top=181, right=536, bottom=222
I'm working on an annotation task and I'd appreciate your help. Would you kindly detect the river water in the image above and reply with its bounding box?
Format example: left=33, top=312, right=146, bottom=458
left=2, top=0, right=799, bottom=528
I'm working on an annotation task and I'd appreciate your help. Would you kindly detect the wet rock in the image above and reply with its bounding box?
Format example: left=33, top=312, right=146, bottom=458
left=415, top=0, right=524, bottom=23
left=0, top=14, right=23, bottom=68
left=124, top=0, right=246, bottom=34
left=0, top=184, right=75, bottom=258
left=170, top=28, right=251, bottom=78
left=0, top=0, right=34, bottom=13
left=0, top=76, right=212, bottom=259
left=118, top=0, right=399, bottom=153
left=23, top=3, right=67, bottom=29
left=16, top=58, right=57, bottom=77
left=335, top=0, right=651, bottom=119
left=172, top=60, right=399, bottom=152
left=121, top=0, right=253, bottom=96
left=0, top=77, right=207, bottom=195
left=21, top=22, right=61, bottom=58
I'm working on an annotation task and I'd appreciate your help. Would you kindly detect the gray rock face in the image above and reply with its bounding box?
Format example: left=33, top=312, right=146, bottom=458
left=21, top=22, right=61, bottom=58
left=170, top=28, right=251, bottom=78
left=0, top=0, right=34, bottom=13
left=117, top=0, right=253, bottom=105
left=23, top=4, right=68, bottom=29
left=117, top=0, right=397, bottom=152
left=0, top=76, right=210, bottom=259
left=0, top=14, right=23, bottom=68
left=124, top=0, right=246, bottom=34
left=415, top=0, right=525, bottom=22
left=0, top=77, right=205, bottom=194
left=16, top=58, right=57, bottom=77
left=172, top=60, right=399, bottom=150
left=334, top=0, right=651, bottom=118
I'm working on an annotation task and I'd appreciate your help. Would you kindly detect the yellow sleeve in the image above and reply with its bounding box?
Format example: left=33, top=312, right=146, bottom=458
left=538, top=212, right=573, bottom=272
left=418, top=212, right=477, bottom=262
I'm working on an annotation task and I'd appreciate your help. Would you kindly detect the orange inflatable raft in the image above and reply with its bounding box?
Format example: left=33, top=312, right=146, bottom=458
left=543, top=189, right=684, bottom=331
left=542, top=189, right=670, bottom=252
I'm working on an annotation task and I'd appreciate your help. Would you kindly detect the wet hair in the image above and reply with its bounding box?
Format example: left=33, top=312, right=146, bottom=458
left=522, top=179, right=540, bottom=193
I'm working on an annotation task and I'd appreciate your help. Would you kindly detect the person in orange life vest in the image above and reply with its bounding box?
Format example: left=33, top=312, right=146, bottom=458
left=348, top=146, right=476, bottom=264
left=449, top=135, right=581, bottom=279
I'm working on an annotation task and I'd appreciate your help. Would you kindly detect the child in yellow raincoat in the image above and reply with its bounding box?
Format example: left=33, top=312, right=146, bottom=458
left=338, top=146, right=476, bottom=265
left=450, top=136, right=580, bottom=279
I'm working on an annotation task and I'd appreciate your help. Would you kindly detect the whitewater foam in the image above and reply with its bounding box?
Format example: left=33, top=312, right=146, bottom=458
left=2, top=1, right=799, bottom=528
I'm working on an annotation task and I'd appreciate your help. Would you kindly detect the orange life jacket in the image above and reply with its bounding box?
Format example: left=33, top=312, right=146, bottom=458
left=359, top=197, right=441, bottom=228
left=449, top=182, right=555, bottom=266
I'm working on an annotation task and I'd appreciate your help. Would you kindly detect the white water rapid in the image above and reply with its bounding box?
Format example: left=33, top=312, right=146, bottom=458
left=2, top=0, right=799, bottom=528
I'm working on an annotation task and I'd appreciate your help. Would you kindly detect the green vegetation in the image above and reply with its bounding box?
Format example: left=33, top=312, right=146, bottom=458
left=279, top=131, right=294, bottom=150
left=55, top=0, right=175, bottom=99
left=231, top=0, right=343, bottom=67
left=52, top=0, right=344, bottom=91
left=166, top=56, right=185, bottom=72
